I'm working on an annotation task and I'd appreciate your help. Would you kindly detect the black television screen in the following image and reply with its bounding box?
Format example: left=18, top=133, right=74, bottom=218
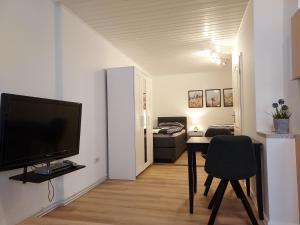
left=0, top=93, right=82, bottom=171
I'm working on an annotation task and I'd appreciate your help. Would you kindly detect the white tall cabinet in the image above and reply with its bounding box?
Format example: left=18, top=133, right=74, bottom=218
left=107, top=66, right=153, bottom=180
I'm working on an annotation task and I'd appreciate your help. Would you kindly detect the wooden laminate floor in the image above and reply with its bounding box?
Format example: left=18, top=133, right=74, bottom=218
left=173, top=151, right=205, bottom=166
left=19, top=218, right=109, bottom=225
left=38, top=164, right=263, bottom=225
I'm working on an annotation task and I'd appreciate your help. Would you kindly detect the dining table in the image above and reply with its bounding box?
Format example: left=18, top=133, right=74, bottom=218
left=186, top=136, right=264, bottom=220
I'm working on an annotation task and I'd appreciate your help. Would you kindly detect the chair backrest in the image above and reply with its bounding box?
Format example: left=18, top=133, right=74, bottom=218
left=205, top=128, right=231, bottom=137
left=205, top=135, right=257, bottom=180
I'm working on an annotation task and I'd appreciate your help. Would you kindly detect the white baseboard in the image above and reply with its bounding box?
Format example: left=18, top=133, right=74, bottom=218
left=33, top=176, right=107, bottom=217
left=263, top=212, right=299, bottom=225
left=267, top=222, right=299, bottom=225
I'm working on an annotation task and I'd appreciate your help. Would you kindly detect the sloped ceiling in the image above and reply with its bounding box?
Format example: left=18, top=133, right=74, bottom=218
left=59, top=0, right=248, bottom=75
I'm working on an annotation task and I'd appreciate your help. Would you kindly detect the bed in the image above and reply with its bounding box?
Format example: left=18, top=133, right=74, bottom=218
left=153, top=117, right=187, bottom=162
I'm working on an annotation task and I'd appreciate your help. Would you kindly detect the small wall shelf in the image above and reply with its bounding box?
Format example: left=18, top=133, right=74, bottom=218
left=9, top=165, right=85, bottom=183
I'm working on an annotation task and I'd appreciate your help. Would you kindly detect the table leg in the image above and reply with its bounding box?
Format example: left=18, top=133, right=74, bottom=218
left=255, top=145, right=264, bottom=220
left=188, top=148, right=194, bottom=214
left=193, top=151, right=197, bottom=193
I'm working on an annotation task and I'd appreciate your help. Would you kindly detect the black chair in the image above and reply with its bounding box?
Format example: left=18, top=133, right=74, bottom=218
left=205, top=135, right=258, bottom=225
left=203, top=128, right=232, bottom=196
left=205, top=128, right=232, bottom=137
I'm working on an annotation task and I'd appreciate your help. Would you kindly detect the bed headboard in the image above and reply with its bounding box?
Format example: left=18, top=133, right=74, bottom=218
left=157, top=117, right=187, bottom=131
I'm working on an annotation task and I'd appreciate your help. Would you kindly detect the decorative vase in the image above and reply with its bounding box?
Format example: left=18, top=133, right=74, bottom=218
left=273, top=119, right=289, bottom=134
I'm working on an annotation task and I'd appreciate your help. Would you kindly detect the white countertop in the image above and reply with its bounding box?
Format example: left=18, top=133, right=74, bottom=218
left=257, top=131, right=299, bottom=139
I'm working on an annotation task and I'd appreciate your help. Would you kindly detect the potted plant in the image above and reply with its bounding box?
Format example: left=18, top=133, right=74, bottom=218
left=272, top=99, right=291, bottom=134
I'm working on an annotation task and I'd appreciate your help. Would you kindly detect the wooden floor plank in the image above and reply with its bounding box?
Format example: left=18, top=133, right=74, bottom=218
left=173, top=151, right=205, bottom=166
left=19, top=217, right=110, bottom=225
left=39, top=164, right=262, bottom=225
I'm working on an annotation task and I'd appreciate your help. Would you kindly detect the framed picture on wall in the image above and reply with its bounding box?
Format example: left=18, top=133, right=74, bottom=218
left=188, top=90, right=203, bottom=108
left=205, top=89, right=221, bottom=107
left=223, top=88, right=233, bottom=107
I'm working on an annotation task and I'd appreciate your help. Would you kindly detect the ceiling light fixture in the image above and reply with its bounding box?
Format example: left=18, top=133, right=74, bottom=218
left=196, top=49, right=211, bottom=57
left=197, top=49, right=230, bottom=66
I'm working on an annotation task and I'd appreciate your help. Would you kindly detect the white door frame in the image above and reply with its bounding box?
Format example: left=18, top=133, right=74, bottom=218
left=232, top=52, right=244, bottom=135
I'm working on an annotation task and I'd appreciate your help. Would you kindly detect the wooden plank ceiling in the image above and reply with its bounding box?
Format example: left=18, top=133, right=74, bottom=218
left=59, top=0, right=248, bottom=75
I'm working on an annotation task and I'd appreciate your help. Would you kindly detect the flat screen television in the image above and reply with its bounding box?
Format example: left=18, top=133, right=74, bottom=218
left=0, top=93, right=82, bottom=171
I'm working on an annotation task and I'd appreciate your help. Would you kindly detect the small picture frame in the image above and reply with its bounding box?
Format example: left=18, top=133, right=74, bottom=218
left=223, top=88, right=233, bottom=107
left=205, top=89, right=221, bottom=107
left=188, top=90, right=203, bottom=108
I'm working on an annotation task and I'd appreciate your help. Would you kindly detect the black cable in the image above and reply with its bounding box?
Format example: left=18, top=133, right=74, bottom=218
left=48, top=179, right=55, bottom=202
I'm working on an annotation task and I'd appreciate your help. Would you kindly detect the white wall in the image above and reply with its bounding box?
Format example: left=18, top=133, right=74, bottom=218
left=153, top=70, right=233, bottom=131
left=236, top=0, right=300, bottom=224
left=282, top=0, right=300, bottom=134
left=0, top=1, right=57, bottom=224
left=252, top=0, right=299, bottom=134
left=233, top=1, right=257, bottom=138
left=0, top=1, right=140, bottom=225
left=233, top=1, right=271, bottom=220
left=253, top=0, right=286, bottom=132
left=58, top=4, right=137, bottom=199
